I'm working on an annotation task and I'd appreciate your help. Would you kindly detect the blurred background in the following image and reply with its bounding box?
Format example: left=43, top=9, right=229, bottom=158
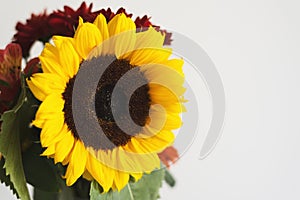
left=1, top=0, right=300, bottom=199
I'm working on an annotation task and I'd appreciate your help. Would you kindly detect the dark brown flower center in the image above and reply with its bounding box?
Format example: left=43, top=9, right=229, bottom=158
left=62, top=56, right=150, bottom=150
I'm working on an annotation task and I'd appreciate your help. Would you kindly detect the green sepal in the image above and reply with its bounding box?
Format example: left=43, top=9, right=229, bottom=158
left=0, top=79, right=10, bottom=87
left=164, top=168, right=176, bottom=187
left=90, top=169, right=165, bottom=200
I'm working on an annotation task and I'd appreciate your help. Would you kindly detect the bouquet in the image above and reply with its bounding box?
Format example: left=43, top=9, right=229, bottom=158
left=0, top=2, right=185, bottom=199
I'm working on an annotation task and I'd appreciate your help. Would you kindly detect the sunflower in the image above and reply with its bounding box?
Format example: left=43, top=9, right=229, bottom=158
left=27, top=13, right=185, bottom=192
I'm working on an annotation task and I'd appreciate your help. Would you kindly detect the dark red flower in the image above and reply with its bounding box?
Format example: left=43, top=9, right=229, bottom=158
left=113, top=7, right=133, bottom=19
left=23, top=57, right=41, bottom=77
left=48, top=4, right=133, bottom=37
left=14, top=11, right=52, bottom=58
left=0, top=44, right=22, bottom=113
left=13, top=2, right=173, bottom=58
left=135, top=15, right=159, bottom=30
left=48, top=2, right=96, bottom=38
left=158, top=146, right=179, bottom=168
left=159, top=30, right=173, bottom=46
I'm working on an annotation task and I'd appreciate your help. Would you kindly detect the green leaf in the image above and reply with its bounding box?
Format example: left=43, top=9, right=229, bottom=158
left=164, top=169, right=176, bottom=187
left=0, top=79, right=10, bottom=87
left=33, top=188, right=59, bottom=200
left=22, top=143, right=60, bottom=192
left=0, top=158, right=18, bottom=198
left=33, top=184, right=75, bottom=200
left=71, top=177, right=91, bottom=199
left=90, top=169, right=165, bottom=200
left=32, top=170, right=76, bottom=200
left=0, top=75, right=31, bottom=200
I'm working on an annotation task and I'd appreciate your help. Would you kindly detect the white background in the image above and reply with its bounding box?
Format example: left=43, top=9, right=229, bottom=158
left=1, top=0, right=300, bottom=199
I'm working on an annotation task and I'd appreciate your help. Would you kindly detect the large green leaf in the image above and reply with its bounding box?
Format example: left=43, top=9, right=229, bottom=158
left=90, top=169, right=165, bottom=200
left=33, top=188, right=59, bottom=200
left=33, top=182, right=74, bottom=200
left=18, top=77, right=62, bottom=192
left=22, top=143, right=60, bottom=192
left=0, top=75, right=31, bottom=200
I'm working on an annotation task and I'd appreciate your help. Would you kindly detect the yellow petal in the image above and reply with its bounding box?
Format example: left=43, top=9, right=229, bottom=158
left=126, top=26, right=171, bottom=66
left=149, top=83, right=183, bottom=104
left=90, top=14, right=111, bottom=56
left=96, top=149, right=126, bottom=174
left=114, top=171, right=129, bottom=191
left=39, top=43, right=68, bottom=81
left=82, top=170, right=93, bottom=181
left=40, top=115, right=65, bottom=147
left=86, top=152, right=113, bottom=192
left=115, top=30, right=136, bottom=60
left=52, top=35, right=74, bottom=47
left=54, top=130, right=75, bottom=164
left=27, top=79, right=47, bottom=102
left=27, top=73, right=65, bottom=101
left=93, top=14, right=109, bottom=41
left=166, top=102, right=186, bottom=113
left=130, top=48, right=172, bottom=66
left=120, top=144, right=160, bottom=172
left=130, top=172, right=143, bottom=182
left=56, top=39, right=80, bottom=78
left=35, top=93, right=64, bottom=120
left=148, top=105, right=182, bottom=130
left=96, top=149, right=118, bottom=170
left=64, top=165, right=76, bottom=186
left=65, top=140, right=87, bottom=186
left=134, top=27, right=164, bottom=49
left=41, top=144, right=55, bottom=157
left=142, top=64, right=185, bottom=89
left=74, top=17, right=102, bottom=59
left=62, top=148, right=73, bottom=166
left=161, top=59, right=184, bottom=76
left=107, top=13, right=136, bottom=55
left=108, top=13, right=136, bottom=37
left=164, top=113, right=182, bottom=130
left=135, top=130, right=175, bottom=153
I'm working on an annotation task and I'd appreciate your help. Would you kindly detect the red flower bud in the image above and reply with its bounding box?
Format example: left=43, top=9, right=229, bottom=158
left=0, top=43, right=22, bottom=114
left=158, top=146, right=179, bottom=168
left=24, top=57, right=41, bottom=76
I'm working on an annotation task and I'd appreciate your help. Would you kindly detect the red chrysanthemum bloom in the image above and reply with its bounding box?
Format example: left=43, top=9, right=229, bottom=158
left=0, top=44, right=22, bottom=113
left=13, top=2, right=173, bottom=58
left=48, top=4, right=133, bottom=37
left=47, top=2, right=96, bottom=37
left=14, top=11, right=52, bottom=59
left=96, top=7, right=133, bottom=22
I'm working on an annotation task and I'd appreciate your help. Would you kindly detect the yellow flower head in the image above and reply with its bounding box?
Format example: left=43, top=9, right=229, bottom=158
left=27, top=13, right=185, bottom=192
